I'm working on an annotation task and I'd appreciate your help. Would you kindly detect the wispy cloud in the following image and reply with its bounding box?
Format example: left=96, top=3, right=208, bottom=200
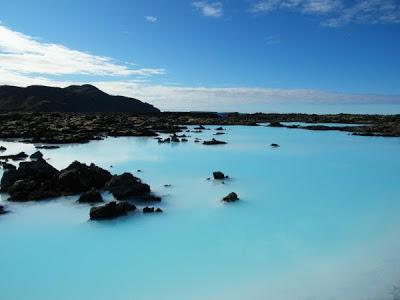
left=0, top=25, right=165, bottom=77
left=323, top=0, right=400, bottom=27
left=193, top=1, right=223, bottom=18
left=264, top=35, right=281, bottom=45
left=0, top=24, right=398, bottom=111
left=145, top=15, right=158, bottom=23
left=250, top=0, right=400, bottom=26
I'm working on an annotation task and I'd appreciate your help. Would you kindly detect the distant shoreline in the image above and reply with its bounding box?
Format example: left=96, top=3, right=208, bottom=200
left=0, top=111, right=399, bottom=146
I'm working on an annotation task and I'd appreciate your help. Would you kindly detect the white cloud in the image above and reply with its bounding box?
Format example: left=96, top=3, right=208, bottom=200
left=145, top=16, right=158, bottom=23
left=250, top=0, right=400, bottom=26
left=323, top=0, right=400, bottom=27
left=193, top=1, right=223, bottom=18
left=0, top=24, right=398, bottom=112
left=0, top=25, right=165, bottom=77
left=250, top=0, right=342, bottom=14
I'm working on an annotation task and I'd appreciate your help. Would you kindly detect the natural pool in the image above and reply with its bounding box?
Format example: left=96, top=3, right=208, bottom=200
left=1, top=125, right=400, bottom=300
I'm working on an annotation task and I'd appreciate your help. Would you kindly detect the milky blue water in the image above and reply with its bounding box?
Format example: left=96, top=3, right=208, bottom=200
left=1, top=125, right=400, bottom=300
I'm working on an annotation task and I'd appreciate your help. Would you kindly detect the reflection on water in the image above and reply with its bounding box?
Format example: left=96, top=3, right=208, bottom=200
left=0, top=125, right=400, bottom=300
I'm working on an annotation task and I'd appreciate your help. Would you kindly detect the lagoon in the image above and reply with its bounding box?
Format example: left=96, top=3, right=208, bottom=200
left=0, top=125, right=400, bottom=300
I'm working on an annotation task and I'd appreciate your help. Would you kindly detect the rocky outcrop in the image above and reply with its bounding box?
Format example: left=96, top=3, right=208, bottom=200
left=203, top=139, right=227, bottom=145
left=30, top=151, right=43, bottom=160
left=77, top=189, right=103, bottom=203
left=105, top=173, right=151, bottom=200
left=0, top=159, right=113, bottom=201
left=213, top=171, right=227, bottom=180
left=89, top=201, right=136, bottom=220
left=223, top=192, right=239, bottom=202
left=58, top=161, right=112, bottom=193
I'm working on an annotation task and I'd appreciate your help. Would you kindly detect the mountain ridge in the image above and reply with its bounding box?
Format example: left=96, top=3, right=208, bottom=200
left=0, top=84, right=160, bottom=113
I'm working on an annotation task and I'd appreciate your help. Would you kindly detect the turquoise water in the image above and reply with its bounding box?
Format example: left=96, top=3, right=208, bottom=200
left=1, top=126, right=400, bottom=300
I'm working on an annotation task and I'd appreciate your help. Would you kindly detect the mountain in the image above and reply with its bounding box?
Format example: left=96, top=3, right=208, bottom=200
left=0, top=84, right=160, bottom=113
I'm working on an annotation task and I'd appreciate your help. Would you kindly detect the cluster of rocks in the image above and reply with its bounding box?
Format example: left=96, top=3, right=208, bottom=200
left=0, top=156, right=162, bottom=220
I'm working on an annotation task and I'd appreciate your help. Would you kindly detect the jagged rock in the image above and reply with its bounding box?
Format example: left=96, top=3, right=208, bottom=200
left=58, top=161, right=111, bottom=193
left=30, top=151, right=43, bottom=160
left=1, top=158, right=59, bottom=193
left=143, top=206, right=155, bottom=213
left=77, top=189, right=103, bottom=203
left=1, top=162, right=16, bottom=170
left=213, top=171, right=226, bottom=180
left=223, top=192, right=239, bottom=202
left=89, top=201, right=136, bottom=220
left=203, top=139, right=227, bottom=145
left=105, top=173, right=150, bottom=200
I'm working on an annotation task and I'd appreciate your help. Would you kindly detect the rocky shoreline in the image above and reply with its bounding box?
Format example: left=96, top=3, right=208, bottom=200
left=0, top=112, right=398, bottom=145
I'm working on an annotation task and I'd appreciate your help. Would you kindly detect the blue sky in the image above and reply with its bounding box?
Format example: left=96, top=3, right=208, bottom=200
left=1, top=0, right=400, bottom=111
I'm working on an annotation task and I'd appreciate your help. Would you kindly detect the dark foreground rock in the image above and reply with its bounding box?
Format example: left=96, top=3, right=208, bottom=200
left=1, top=162, right=16, bottom=170
left=89, top=201, right=136, bottom=220
left=30, top=151, right=43, bottom=160
left=0, top=146, right=6, bottom=151
left=105, top=173, right=151, bottom=200
left=213, top=171, right=228, bottom=180
left=203, top=139, right=227, bottom=145
left=77, top=189, right=103, bottom=203
left=58, top=161, right=112, bottom=193
left=0, top=152, right=28, bottom=161
left=0, top=159, right=113, bottom=201
left=0, top=205, right=7, bottom=215
left=223, top=192, right=239, bottom=202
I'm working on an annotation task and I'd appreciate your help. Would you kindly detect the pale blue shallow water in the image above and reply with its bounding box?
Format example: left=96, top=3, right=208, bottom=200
left=0, top=125, right=400, bottom=300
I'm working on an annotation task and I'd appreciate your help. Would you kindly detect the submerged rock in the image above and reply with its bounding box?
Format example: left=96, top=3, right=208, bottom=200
left=222, top=192, right=239, bottom=202
left=105, top=172, right=151, bottom=200
left=268, top=122, right=284, bottom=127
left=203, top=139, right=227, bottom=145
left=143, top=206, right=163, bottom=213
left=77, top=189, right=103, bottom=203
left=35, top=145, right=60, bottom=150
left=90, top=201, right=136, bottom=220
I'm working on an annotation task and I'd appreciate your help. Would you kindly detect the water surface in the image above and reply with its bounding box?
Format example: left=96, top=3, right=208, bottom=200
left=0, top=125, right=400, bottom=300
